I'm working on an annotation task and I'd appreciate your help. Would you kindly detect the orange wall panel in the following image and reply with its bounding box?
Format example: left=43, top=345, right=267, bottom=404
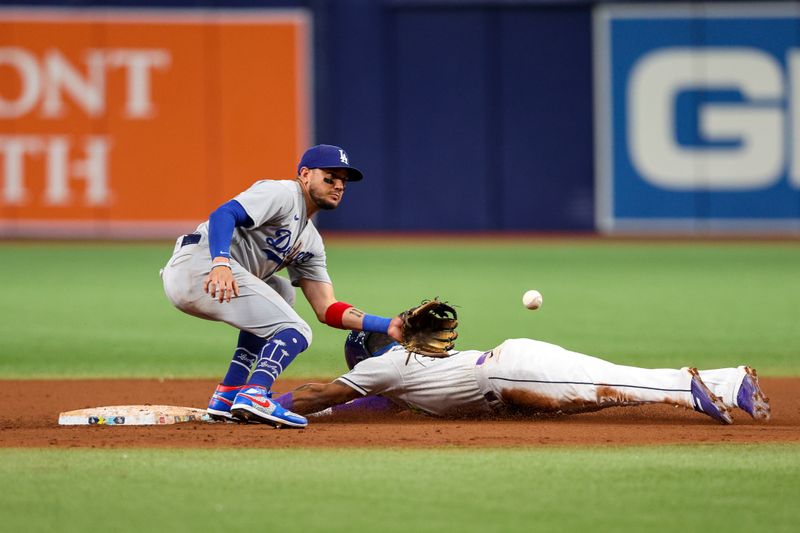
left=0, top=9, right=311, bottom=236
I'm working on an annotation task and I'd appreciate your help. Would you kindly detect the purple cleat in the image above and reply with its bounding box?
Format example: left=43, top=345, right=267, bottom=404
left=736, top=366, right=771, bottom=421
left=687, top=368, right=733, bottom=425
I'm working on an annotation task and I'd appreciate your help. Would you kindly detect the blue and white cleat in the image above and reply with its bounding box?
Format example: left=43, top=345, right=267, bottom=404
left=207, top=384, right=244, bottom=421
left=736, top=366, right=771, bottom=421
left=687, top=368, right=733, bottom=425
left=230, top=385, right=308, bottom=428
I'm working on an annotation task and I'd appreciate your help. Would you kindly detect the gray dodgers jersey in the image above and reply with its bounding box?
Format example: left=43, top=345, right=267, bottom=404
left=336, top=346, right=494, bottom=417
left=195, top=180, right=330, bottom=285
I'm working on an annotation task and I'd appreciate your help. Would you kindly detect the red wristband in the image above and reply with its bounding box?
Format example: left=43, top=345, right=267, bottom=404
left=324, top=301, right=353, bottom=329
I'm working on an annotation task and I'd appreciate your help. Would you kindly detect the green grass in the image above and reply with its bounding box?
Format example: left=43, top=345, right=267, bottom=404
left=0, top=445, right=797, bottom=532
left=2, top=242, right=798, bottom=532
left=1, top=240, right=798, bottom=378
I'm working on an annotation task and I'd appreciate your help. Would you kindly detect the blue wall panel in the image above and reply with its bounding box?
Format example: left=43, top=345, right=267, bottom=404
left=389, top=9, right=492, bottom=230
left=312, top=0, right=390, bottom=231
left=319, top=3, right=596, bottom=231
left=497, top=7, right=594, bottom=230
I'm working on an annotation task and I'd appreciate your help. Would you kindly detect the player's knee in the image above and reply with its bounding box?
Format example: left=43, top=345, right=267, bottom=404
left=161, top=269, right=193, bottom=311
left=291, top=320, right=313, bottom=347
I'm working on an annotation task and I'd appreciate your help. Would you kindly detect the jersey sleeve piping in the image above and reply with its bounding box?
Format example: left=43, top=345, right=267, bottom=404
left=335, top=376, right=369, bottom=396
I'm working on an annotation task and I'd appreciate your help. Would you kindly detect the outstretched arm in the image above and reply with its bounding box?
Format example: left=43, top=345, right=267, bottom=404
left=299, top=279, right=404, bottom=341
left=277, top=381, right=361, bottom=415
left=275, top=382, right=399, bottom=416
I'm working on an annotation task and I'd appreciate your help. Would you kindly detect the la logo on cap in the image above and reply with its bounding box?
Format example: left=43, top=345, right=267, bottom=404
left=339, top=149, right=349, bottom=165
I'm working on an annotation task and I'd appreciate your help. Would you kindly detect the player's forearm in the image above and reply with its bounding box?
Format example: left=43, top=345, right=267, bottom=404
left=283, top=389, right=333, bottom=415
left=276, top=388, right=396, bottom=417
left=299, top=280, right=400, bottom=338
left=340, top=307, right=392, bottom=332
left=325, top=303, right=399, bottom=337
left=274, top=383, right=348, bottom=415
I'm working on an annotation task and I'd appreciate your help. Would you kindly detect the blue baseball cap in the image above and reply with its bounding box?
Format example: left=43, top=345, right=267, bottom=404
left=297, top=144, right=364, bottom=182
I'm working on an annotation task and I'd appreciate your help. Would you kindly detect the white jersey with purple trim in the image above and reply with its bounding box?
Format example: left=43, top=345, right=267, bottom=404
left=336, top=345, right=495, bottom=417
left=195, top=179, right=330, bottom=285
left=335, top=338, right=750, bottom=418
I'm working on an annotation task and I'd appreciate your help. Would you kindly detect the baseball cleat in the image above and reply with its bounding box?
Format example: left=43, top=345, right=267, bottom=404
left=230, top=385, right=307, bottom=428
left=207, top=384, right=244, bottom=421
left=736, top=366, right=771, bottom=421
left=687, top=368, right=733, bottom=425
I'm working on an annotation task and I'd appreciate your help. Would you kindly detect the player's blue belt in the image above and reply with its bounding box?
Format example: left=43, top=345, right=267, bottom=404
left=180, top=233, right=201, bottom=247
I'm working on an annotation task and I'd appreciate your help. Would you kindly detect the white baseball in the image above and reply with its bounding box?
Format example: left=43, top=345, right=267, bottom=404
left=522, top=289, right=543, bottom=310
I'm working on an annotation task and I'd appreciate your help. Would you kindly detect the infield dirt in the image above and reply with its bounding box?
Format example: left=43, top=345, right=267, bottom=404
left=2, top=378, right=798, bottom=448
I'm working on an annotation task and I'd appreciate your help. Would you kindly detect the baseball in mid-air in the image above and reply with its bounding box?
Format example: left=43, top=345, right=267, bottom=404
left=522, top=289, right=543, bottom=310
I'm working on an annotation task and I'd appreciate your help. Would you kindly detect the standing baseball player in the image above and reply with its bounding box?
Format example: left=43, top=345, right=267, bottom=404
left=161, top=144, right=403, bottom=428
left=274, top=331, right=771, bottom=424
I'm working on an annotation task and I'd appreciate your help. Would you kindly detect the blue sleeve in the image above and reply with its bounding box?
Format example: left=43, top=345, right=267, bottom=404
left=207, top=200, right=254, bottom=260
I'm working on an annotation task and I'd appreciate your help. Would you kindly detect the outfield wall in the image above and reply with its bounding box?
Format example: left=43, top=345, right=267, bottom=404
left=1, top=1, right=799, bottom=236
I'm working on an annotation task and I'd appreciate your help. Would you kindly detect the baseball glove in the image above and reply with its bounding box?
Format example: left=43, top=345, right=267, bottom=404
left=400, top=299, right=458, bottom=356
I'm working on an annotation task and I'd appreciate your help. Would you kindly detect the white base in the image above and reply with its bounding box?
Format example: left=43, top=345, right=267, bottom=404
left=58, top=405, right=210, bottom=426
left=206, top=408, right=235, bottom=421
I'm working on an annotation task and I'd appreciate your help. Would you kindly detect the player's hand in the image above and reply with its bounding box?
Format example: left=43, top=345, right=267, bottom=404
left=203, top=262, right=239, bottom=303
left=387, top=316, right=404, bottom=343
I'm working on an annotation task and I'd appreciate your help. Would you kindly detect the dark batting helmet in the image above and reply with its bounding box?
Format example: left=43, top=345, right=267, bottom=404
left=344, top=330, right=399, bottom=370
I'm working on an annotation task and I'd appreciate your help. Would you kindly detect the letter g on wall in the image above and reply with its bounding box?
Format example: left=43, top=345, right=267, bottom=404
left=627, top=47, right=783, bottom=191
